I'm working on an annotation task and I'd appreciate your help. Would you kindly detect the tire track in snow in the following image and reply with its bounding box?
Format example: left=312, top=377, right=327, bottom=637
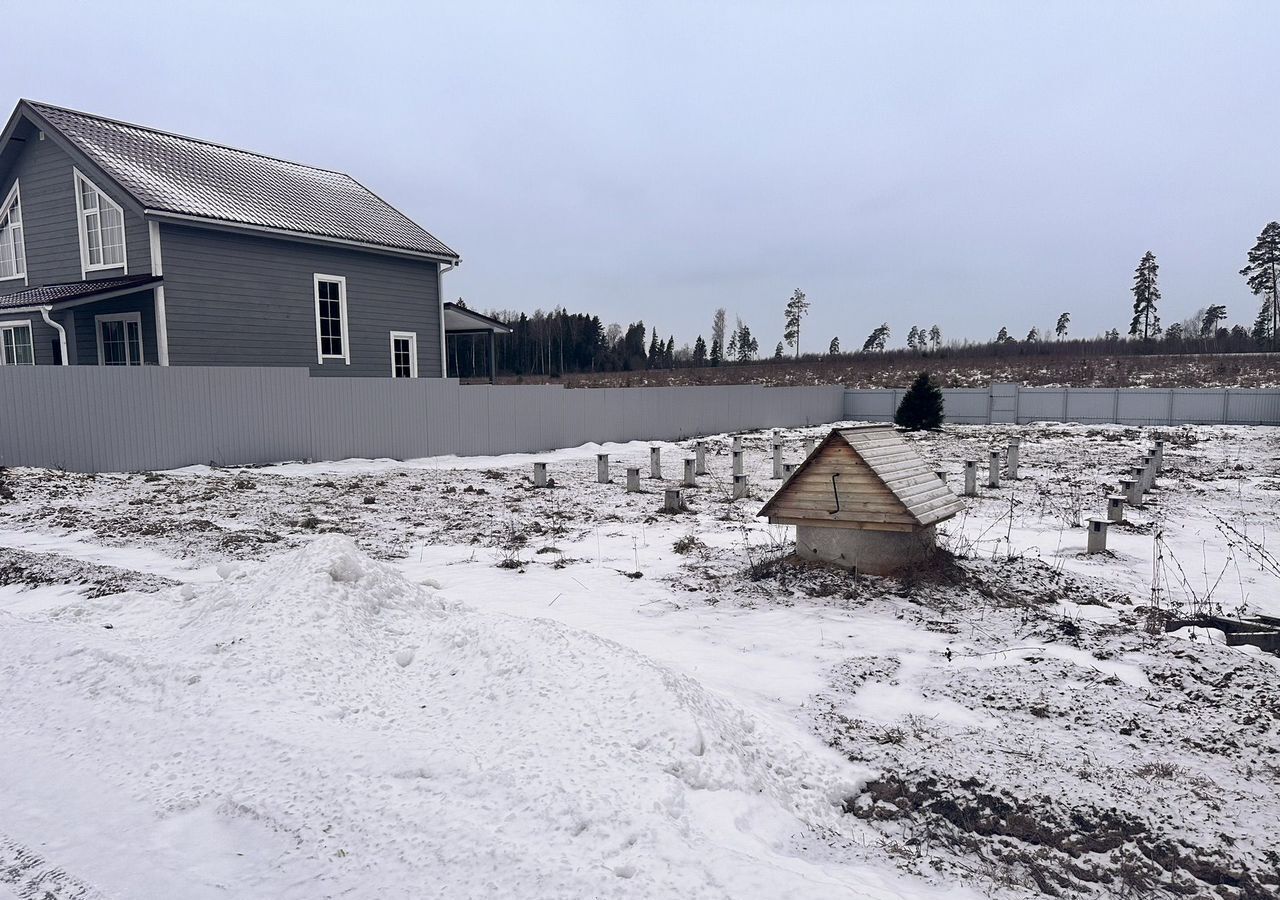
left=0, top=833, right=109, bottom=900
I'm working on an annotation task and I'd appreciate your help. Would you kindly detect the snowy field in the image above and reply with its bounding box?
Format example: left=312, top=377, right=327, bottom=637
left=1, top=423, right=1278, bottom=899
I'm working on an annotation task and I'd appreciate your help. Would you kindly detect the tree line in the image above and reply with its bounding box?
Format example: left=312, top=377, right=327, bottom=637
left=449, top=221, right=1280, bottom=379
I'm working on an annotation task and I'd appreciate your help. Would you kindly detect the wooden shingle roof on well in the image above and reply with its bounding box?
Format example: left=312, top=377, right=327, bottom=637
left=758, top=425, right=965, bottom=532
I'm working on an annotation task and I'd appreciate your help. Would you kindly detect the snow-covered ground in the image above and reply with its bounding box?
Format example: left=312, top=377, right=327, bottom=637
left=1, top=423, right=1277, bottom=899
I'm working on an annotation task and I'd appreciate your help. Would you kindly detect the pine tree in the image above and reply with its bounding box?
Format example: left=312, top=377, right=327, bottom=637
left=726, top=331, right=738, bottom=361
left=783, top=289, right=810, bottom=358
left=929, top=325, right=942, bottom=349
left=773, top=341, right=784, bottom=360
left=1105, top=328, right=1120, bottom=341
left=709, top=336, right=723, bottom=366
left=1200, top=305, right=1227, bottom=336
left=647, top=329, right=660, bottom=367
left=1055, top=312, right=1070, bottom=339
left=735, top=323, right=758, bottom=362
left=906, top=326, right=920, bottom=350
left=1241, top=222, right=1280, bottom=349
left=665, top=336, right=675, bottom=367
left=828, top=336, right=840, bottom=355
left=1253, top=297, right=1274, bottom=343
left=1129, top=251, right=1162, bottom=340
left=1026, top=327, right=1039, bottom=342
left=1166, top=322, right=1184, bottom=341
left=861, top=323, right=890, bottom=352
left=894, top=372, right=945, bottom=431
left=996, top=326, right=1010, bottom=343
left=692, top=335, right=707, bottom=366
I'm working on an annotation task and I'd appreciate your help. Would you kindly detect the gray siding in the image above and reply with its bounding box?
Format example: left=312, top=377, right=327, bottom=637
left=0, top=311, right=61, bottom=366
left=67, top=291, right=160, bottom=366
left=0, top=115, right=150, bottom=294
left=159, top=224, right=442, bottom=377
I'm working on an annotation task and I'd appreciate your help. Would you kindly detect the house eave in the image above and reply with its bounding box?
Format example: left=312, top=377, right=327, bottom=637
left=144, top=211, right=461, bottom=264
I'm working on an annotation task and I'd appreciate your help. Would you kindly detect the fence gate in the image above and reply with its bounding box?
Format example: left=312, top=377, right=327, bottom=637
left=989, top=383, right=1019, bottom=424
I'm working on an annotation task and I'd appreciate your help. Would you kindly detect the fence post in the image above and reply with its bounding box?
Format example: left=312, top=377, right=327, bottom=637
left=1062, top=387, right=1069, bottom=423
left=1222, top=388, right=1230, bottom=425
left=1166, top=389, right=1175, bottom=426
left=1112, top=389, right=1120, bottom=424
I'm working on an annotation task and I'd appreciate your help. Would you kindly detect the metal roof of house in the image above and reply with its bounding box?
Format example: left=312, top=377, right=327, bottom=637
left=758, top=425, right=966, bottom=530
left=19, top=101, right=459, bottom=262
left=0, top=275, right=161, bottom=310
left=443, top=303, right=513, bottom=334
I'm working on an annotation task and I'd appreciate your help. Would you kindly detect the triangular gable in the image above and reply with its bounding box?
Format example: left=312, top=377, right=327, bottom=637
left=0, top=102, right=145, bottom=218
left=758, top=425, right=964, bottom=530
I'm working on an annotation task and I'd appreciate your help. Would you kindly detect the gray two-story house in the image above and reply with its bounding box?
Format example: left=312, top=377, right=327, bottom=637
left=0, top=99, right=467, bottom=377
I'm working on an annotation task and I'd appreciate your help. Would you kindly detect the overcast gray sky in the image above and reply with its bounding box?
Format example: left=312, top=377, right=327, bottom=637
left=10, top=1, right=1278, bottom=351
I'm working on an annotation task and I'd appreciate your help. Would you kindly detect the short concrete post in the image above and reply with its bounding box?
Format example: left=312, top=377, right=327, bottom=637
left=771, top=437, right=783, bottom=479
left=626, top=467, right=641, bottom=492
left=732, top=473, right=749, bottom=500
left=1153, top=440, right=1165, bottom=473
left=1007, top=437, right=1020, bottom=480
left=596, top=453, right=610, bottom=484
left=663, top=487, right=684, bottom=513
left=782, top=462, right=800, bottom=481
left=650, top=446, right=662, bottom=479
left=731, top=435, right=743, bottom=453
left=935, top=469, right=948, bottom=485
left=694, top=441, right=708, bottom=475
left=963, top=461, right=977, bottom=497
left=1107, top=494, right=1126, bottom=523
left=533, top=462, right=548, bottom=488
left=1142, top=454, right=1157, bottom=490
left=988, top=450, right=1001, bottom=489
left=683, top=458, right=696, bottom=487
left=1120, top=477, right=1142, bottom=508
left=804, top=437, right=817, bottom=458
left=1131, top=464, right=1148, bottom=495
left=732, top=449, right=744, bottom=477
left=1086, top=517, right=1109, bottom=554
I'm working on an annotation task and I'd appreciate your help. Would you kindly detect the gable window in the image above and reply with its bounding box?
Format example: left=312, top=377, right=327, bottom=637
left=314, top=274, right=349, bottom=363
left=0, top=182, right=25, bottom=282
left=0, top=319, right=34, bottom=365
left=74, top=170, right=127, bottom=273
left=389, top=331, right=418, bottom=378
left=95, top=312, right=143, bottom=366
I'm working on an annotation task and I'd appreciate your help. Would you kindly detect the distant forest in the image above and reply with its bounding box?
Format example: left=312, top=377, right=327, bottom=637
left=445, top=303, right=1279, bottom=381
left=445, top=222, right=1280, bottom=380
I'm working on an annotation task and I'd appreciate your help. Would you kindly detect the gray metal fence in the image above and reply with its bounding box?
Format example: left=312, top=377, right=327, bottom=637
left=0, top=367, right=845, bottom=472
left=3, top=369, right=1276, bottom=474
left=843, top=383, right=1280, bottom=427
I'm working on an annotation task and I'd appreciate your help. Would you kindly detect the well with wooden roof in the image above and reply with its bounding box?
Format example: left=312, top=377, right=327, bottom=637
left=758, top=425, right=965, bottom=575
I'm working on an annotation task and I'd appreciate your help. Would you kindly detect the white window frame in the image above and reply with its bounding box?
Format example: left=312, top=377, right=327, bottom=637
left=95, top=312, right=144, bottom=366
left=0, top=318, right=35, bottom=365
left=389, top=331, right=418, bottom=378
left=73, top=168, right=128, bottom=277
left=0, top=180, right=27, bottom=284
left=314, top=274, right=350, bottom=364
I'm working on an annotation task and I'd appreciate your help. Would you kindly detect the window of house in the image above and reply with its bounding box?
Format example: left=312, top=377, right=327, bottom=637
left=0, top=182, right=25, bottom=281
left=0, top=319, right=34, bottom=365
left=96, top=312, right=143, bottom=366
left=314, top=275, right=349, bottom=363
left=75, top=170, right=127, bottom=273
left=389, top=331, right=417, bottom=378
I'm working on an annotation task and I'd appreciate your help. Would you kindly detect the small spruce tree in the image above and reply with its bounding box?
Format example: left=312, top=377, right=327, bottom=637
left=894, top=372, right=945, bottom=431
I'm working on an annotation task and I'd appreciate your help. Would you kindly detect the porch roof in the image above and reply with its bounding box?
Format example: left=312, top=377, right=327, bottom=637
left=0, top=275, right=162, bottom=311
left=443, top=302, right=512, bottom=334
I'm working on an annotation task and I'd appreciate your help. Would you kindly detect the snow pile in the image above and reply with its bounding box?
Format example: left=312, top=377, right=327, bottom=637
left=0, top=536, right=927, bottom=899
